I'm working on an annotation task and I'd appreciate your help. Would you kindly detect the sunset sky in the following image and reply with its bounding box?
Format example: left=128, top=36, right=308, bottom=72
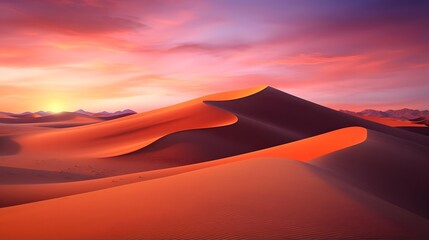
left=0, top=0, right=428, bottom=112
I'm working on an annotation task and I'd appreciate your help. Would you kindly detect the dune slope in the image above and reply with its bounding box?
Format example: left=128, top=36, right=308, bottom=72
left=1, top=158, right=429, bottom=240
left=312, top=129, right=429, bottom=220
left=120, top=87, right=427, bottom=165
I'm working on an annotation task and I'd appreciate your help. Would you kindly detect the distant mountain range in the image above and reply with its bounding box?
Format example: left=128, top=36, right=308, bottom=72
left=74, top=109, right=136, bottom=120
left=2, top=107, right=428, bottom=125
left=74, top=109, right=136, bottom=117
left=1, top=109, right=136, bottom=117
left=340, top=108, right=429, bottom=120
left=0, top=109, right=136, bottom=124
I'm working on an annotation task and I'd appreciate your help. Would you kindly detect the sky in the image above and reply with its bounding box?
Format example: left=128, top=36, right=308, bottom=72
left=0, top=0, right=428, bottom=112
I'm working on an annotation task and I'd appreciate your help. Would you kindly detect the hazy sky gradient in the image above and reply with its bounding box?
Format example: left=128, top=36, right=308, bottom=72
left=0, top=0, right=428, bottom=112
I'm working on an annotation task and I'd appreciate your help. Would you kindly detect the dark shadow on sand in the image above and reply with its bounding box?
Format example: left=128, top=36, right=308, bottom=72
left=0, top=136, right=20, bottom=156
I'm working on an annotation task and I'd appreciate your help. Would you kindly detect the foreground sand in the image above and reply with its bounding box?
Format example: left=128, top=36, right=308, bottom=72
left=2, top=158, right=429, bottom=240
left=1, top=86, right=428, bottom=239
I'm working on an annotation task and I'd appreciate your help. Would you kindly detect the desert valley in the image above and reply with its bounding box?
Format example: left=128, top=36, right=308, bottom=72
left=0, top=86, right=428, bottom=239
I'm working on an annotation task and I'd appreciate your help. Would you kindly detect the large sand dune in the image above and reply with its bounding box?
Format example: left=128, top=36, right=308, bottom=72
left=14, top=86, right=265, bottom=158
left=1, top=86, right=428, bottom=239
left=111, top=87, right=427, bottom=168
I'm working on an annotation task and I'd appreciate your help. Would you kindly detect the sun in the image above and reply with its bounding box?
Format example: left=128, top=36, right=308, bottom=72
left=45, top=100, right=66, bottom=113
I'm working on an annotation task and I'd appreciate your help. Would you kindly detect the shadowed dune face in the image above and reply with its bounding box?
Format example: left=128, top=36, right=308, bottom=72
left=96, top=113, right=135, bottom=121
left=205, top=87, right=428, bottom=145
left=313, top=129, right=429, bottom=220
left=0, top=137, right=20, bottom=156
left=0, top=167, right=93, bottom=184
left=1, top=158, right=429, bottom=240
left=398, top=127, right=429, bottom=136
left=113, top=126, right=368, bottom=172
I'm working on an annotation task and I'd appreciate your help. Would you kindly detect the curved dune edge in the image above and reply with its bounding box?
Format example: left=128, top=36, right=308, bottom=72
left=1, top=157, right=428, bottom=239
left=241, top=126, right=367, bottom=161
left=312, top=128, right=429, bottom=220
left=17, top=87, right=266, bottom=158
left=0, top=126, right=367, bottom=207
left=15, top=86, right=267, bottom=158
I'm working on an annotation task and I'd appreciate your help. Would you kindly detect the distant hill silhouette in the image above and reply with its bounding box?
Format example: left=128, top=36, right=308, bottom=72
left=341, top=108, right=429, bottom=120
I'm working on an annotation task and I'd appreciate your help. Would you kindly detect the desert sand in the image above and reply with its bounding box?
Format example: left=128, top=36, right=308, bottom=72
left=1, top=86, right=428, bottom=239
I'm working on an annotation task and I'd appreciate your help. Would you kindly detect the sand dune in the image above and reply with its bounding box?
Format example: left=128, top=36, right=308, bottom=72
left=15, top=86, right=265, bottom=158
left=9, top=112, right=41, bottom=119
left=0, top=112, right=100, bottom=124
left=0, top=127, right=366, bottom=207
left=0, top=166, right=93, bottom=184
left=12, top=86, right=427, bottom=162
left=115, top=87, right=427, bottom=167
left=313, top=129, right=429, bottom=220
left=0, top=113, right=14, bottom=119
left=1, top=158, right=429, bottom=239
left=0, top=110, right=136, bottom=126
left=205, top=87, right=427, bottom=145
left=0, top=123, right=47, bottom=136
left=0, top=112, right=102, bottom=130
left=2, top=86, right=426, bottom=177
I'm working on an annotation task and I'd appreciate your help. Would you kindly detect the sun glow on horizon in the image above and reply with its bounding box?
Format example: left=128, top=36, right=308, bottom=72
left=45, top=100, right=67, bottom=113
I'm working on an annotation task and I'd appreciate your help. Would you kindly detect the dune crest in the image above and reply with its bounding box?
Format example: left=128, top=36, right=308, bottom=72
left=15, top=86, right=266, bottom=158
left=17, top=104, right=236, bottom=158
